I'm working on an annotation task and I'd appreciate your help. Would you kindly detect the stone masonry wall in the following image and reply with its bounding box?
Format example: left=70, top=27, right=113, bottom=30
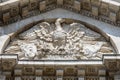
left=0, top=0, right=120, bottom=26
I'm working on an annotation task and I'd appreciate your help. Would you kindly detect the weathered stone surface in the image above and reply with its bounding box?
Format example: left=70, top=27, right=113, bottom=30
left=29, top=0, right=38, bottom=11
left=19, top=43, right=38, bottom=59
left=91, top=0, right=100, bottom=6
left=3, top=12, right=10, bottom=23
left=21, top=6, right=29, bottom=17
left=92, top=6, right=98, bottom=16
left=46, top=0, right=56, bottom=6
left=19, top=0, right=29, bottom=7
left=9, top=0, right=19, bottom=17
left=109, top=0, right=120, bottom=12
left=100, top=0, right=109, bottom=16
left=82, top=0, right=91, bottom=11
left=74, top=1, right=81, bottom=11
left=57, top=0, right=63, bottom=5
left=63, top=0, right=74, bottom=6
left=2, top=59, right=16, bottom=70
left=0, top=27, right=4, bottom=36
left=109, top=12, right=117, bottom=22
left=39, top=1, right=46, bottom=11
left=0, top=35, right=10, bottom=54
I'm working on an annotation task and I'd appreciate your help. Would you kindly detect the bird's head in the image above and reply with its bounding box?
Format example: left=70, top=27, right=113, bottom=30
left=56, top=18, right=65, bottom=23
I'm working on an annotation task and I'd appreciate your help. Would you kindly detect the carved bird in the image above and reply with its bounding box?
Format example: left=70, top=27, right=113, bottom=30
left=83, top=42, right=103, bottom=58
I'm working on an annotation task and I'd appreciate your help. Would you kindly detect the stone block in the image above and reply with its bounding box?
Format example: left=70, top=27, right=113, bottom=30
left=105, top=60, right=117, bottom=71
left=15, top=77, right=21, bottom=80
left=35, top=69, right=43, bottom=76
left=29, top=0, right=38, bottom=11
left=100, top=0, right=109, bottom=16
left=20, top=0, right=29, bottom=7
left=21, top=6, right=29, bottom=17
left=56, top=69, right=64, bottom=76
left=9, top=0, right=19, bottom=17
left=114, top=74, right=120, bottom=80
left=57, top=77, right=62, bottom=80
left=65, top=68, right=75, bottom=76
left=3, top=12, right=10, bottom=23
left=98, top=69, right=106, bottom=76
left=1, top=2, right=10, bottom=11
left=44, top=67, right=55, bottom=76
left=99, top=77, right=106, bottom=80
left=78, top=69, right=85, bottom=76
left=118, top=12, right=120, bottom=21
left=91, top=0, right=100, bottom=6
left=10, top=6, right=19, bottom=17
left=14, top=69, right=22, bottom=76
left=2, top=58, right=16, bottom=70
left=78, top=77, right=84, bottom=80
left=19, top=0, right=29, bottom=16
left=39, top=1, right=46, bottom=11
left=0, top=2, right=10, bottom=22
left=57, top=0, right=63, bottom=5
left=92, top=6, right=99, bottom=16
left=64, top=0, right=74, bottom=6
left=35, top=77, right=42, bottom=80
left=46, top=0, right=56, bottom=6
left=3, top=72, right=11, bottom=76
left=82, top=0, right=91, bottom=11
left=109, top=12, right=117, bottom=22
left=23, top=67, right=35, bottom=75
left=109, top=1, right=120, bottom=13
left=74, top=0, right=81, bottom=11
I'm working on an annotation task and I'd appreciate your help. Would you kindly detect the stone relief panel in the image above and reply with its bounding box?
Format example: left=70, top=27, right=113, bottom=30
left=4, top=18, right=115, bottom=60
left=23, top=67, right=35, bottom=75
left=86, top=67, right=97, bottom=76
left=2, top=59, right=16, bottom=70
left=108, top=61, right=117, bottom=71
left=65, top=67, right=76, bottom=76
left=44, top=67, right=55, bottom=76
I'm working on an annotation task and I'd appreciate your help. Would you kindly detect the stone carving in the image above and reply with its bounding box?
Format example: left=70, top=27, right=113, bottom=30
left=2, top=60, right=14, bottom=70
left=83, top=42, right=103, bottom=58
left=51, top=18, right=67, bottom=47
left=4, top=18, right=115, bottom=60
left=18, top=43, right=38, bottom=59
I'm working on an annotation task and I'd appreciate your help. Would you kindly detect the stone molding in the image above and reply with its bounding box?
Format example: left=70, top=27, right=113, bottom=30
left=0, top=0, right=120, bottom=26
